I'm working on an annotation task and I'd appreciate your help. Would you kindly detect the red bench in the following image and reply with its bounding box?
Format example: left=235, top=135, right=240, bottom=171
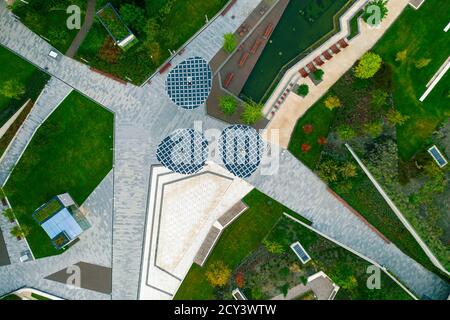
left=299, top=68, right=309, bottom=78
left=263, top=23, right=273, bottom=39
left=223, top=73, right=234, bottom=88
left=221, top=0, right=237, bottom=16
left=239, top=52, right=250, bottom=67
left=250, top=39, right=262, bottom=54
left=330, top=44, right=341, bottom=54
left=159, top=62, right=172, bottom=74
left=313, top=56, right=324, bottom=66
left=322, top=50, right=333, bottom=60
left=338, top=38, right=349, bottom=48
left=306, top=62, right=317, bottom=73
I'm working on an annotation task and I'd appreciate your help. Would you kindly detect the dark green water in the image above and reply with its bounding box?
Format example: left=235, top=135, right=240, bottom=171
left=241, top=0, right=352, bottom=102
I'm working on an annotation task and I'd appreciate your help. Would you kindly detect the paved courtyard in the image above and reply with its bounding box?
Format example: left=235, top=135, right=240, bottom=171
left=0, top=0, right=448, bottom=301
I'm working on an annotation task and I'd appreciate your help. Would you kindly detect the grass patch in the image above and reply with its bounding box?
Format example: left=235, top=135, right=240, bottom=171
left=348, top=9, right=363, bottom=40
left=0, top=46, right=49, bottom=128
left=373, top=0, right=450, bottom=160
left=4, top=92, right=113, bottom=258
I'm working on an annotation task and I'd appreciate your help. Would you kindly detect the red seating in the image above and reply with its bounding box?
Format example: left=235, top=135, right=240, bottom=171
left=263, top=23, right=274, bottom=39
left=338, top=38, right=349, bottom=48
left=299, top=68, right=309, bottom=78
left=223, top=73, right=234, bottom=88
left=221, top=0, right=237, bottom=16
left=313, top=56, right=324, bottom=66
left=239, top=52, right=250, bottom=67
left=159, top=62, right=172, bottom=74
left=306, top=62, right=317, bottom=73
left=330, top=44, right=341, bottom=54
left=250, top=39, right=262, bottom=54
left=322, top=50, right=333, bottom=60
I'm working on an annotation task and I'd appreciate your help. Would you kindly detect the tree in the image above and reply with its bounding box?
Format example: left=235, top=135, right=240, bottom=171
left=363, top=121, right=383, bottom=138
left=395, top=49, right=408, bottom=63
left=120, top=3, right=146, bottom=33
left=318, top=160, right=339, bottom=183
left=324, top=95, right=341, bottom=110
left=371, top=89, right=388, bottom=109
left=354, top=52, right=382, bottom=79
left=386, top=109, right=409, bottom=126
left=339, top=162, right=357, bottom=178
left=2, top=208, right=15, bottom=223
left=235, top=272, right=245, bottom=288
left=205, top=261, right=231, bottom=287
left=363, top=0, right=389, bottom=26
left=10, top=225, right=30, bottom=240
left=0, top=79, right=25, bottom=100
left=337, top=125, right=356, bottom=140
left=219, top=95, right=238, bottom=116
left=318, top=136, right=327, bottom=145
left=297, top=84, right=309, bottom=97
left=301, top=143, right=311, bottom=153
left=223, top=33, right=237, bottom=53
left=414, top=58, right=431, bottom=69
left=241, top=101, right=263, bottom=125
left=313, top=69, right=324, bottom=81
left=263, top=239, right=285, bottom=254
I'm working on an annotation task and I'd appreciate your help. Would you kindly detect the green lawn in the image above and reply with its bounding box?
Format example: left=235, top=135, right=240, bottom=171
left=373, top=0, right=450, bottom=160
left=76, top=0, right=229, bottom=84
left=0, top=46, right=49, bottom=128
left=12, top=0, right=86, bottom=53
left=175, top=190, right=412, bottom=300
left=4, top=92, right=113, bottom=258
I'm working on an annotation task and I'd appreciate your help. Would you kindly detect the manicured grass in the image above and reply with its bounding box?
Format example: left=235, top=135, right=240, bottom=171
left=76, top=0, right=229, bottom=84
left=175, top=190, right=412, bottom=300
left=31, top=293, right=51, bottom=300
left=4, top=92, right=113, bottom=258
left=0, top=46, right=49, bottom=127
left=373, top=0, right=450, bottom=160
left=174, top=189, right=309, bottom=299
left=0, top=294, right=21, bottom=300
left=348, top=9, right=363, bottom=40
left=12, top=0, right=86, bottom=53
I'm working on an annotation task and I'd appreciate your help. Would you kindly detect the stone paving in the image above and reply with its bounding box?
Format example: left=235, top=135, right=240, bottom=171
left=0, top=0, right=449, bottom=300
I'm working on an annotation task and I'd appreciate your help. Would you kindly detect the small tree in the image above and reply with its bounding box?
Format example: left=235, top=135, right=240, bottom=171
left=0, top=79, right=25, bottom=100
left=354, top=52, right=382, bottom=79
left=318, top=160, right=339, bottom=183
left=10, top=225, right=30, bottom=240
left=324, top=95, right=341, bottom=110
left=363, top=121, right=383, bottom=138
left=395, top=49, right=408, bottom=63
left=120, top=3, right=145, bottom=32
left=223, top=33, right=237, bottom=53
left=371, top=89, right=388, bottom=109
left=337, top=125, right=357, bottom=140
left=414, top=58, right=431, bottom=69
left=386, top=109, right=409, bottom=126
left=2, top=208, right=15, bottom=223
left=219, top=95, right=238, bottom=116
left=302, top=124, right=314, bottom=134
left=241, top=101, right=263, bottom=125
left=339, top=162, right=357, bottom=179
left=363, top=0, right=389, bottom=26
left=297, top=84, right=309, bottom=97
left=301, top=143, right=311, bottom=153
left=313, top=69, right=324, bottom=81
left=205, top=261, right=231, bottom=287
left=318, top=136, right=327, bottom=145
left=235, top=272, right=245, bottom=288
left=263, top=239, right=285, bottom=254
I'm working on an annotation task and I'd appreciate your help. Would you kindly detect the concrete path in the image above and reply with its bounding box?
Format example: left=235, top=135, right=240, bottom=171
left=65, top=0, right=96, bottom=58
left=0, top=77, right=72, bottom=185
left=263, top=0, right=411, bottom=147
left=0, top=0, right=448, bottom=300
